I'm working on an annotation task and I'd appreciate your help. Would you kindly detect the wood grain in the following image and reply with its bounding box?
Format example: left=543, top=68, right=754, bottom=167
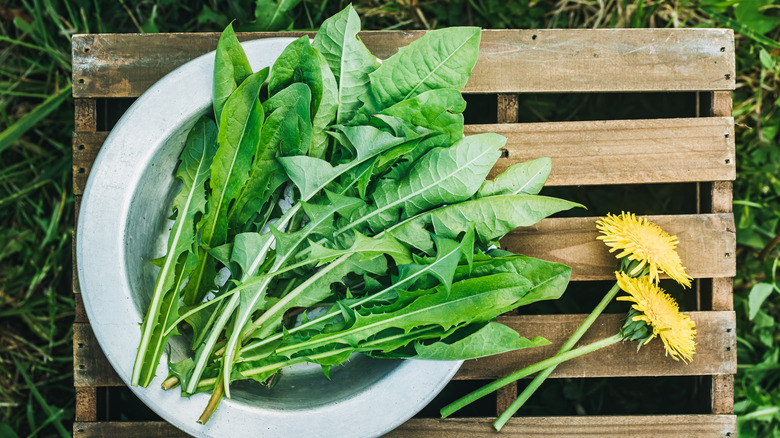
left=468, top=117, right=736, bottom=186
left=74, top=323, right=122, bottom=387
left=74, top=99, right=97, bottom=132
left=73, top=311, right=734, bottom=387
left=711, top=91, right=733, bottom=117
left=73, top=132, right=107, bottom=196
left=75, top=387, right=98, bottom=422
left=455, top=311, right=736, bottom=380
left=712, top=375, right=735, bottom=415
left=74, top=421, right=191, bottom=438
left=71, top=116, right=735, bottom=195
left=502, top=214, right=736, bottom=281
left=387, top=415, right=736, bottom=437
left=496, top=94, right=519, bottom=124
left=72, top=29, right=735, bottom=98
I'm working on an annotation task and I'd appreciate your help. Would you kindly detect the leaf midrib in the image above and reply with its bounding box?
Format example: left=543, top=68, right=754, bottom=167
left=276, top=276, right=516, bottom=355
left=336, top=145, right=495, bottom=235
left=133, top=129, right=210, bottom=384
left=403, top=32, right=477, bottom=101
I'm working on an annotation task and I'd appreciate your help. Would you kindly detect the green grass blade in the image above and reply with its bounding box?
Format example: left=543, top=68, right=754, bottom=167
left=0, top=83, right=71, bottom=156
left=10, top=357, right=69, bottom=438
left=700, top=8, right=780, bottom=49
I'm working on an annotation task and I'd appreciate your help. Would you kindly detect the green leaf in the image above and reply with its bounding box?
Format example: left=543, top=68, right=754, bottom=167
left=262, top=82, right=313, bottom=156
left=245, top=254, right=387, bottom=341
left=379, top=88, right=466, bottom=146
left=278, top=125, right=410, bottom=199
left=395, top=230, right=471, bottom=292
left=238, top=229, right=473, bottom=360
left=266, top=39, right=339, bottom=156
left=701, top=7, right=780, bottom=49
left=342, top=133, right=504, bottom=234
left=269, top=271, right=537, bottom=359
left=251, top=0, right=302, bottom=31
left=411, top=322, right=551, bottom=360
left=734, top=0, right=778, bottom=35
left=269, top=37, right=322, bottom=113
left=390, top=194, right=582, bottom=253
left=361, top=27, right=481, bottom=114
left=477, top=157, right=551, bottom=197
left=312, top=4, right=379, bottom=124
left=759, top=48, right=776, bottom=71
left=307, top=231, right=412, bottom=266
left=202, top=69, right=268, bottom=248
left=232, top=232, right=274, bottom=277
left=213, top=23, right=253, bottom=123
left=749, top=283, right=775, bottom=320
left=132, top=116, right=218, bottom=386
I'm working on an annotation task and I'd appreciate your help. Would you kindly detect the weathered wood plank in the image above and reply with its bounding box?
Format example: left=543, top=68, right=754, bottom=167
left=496, top=94, right=518, bottom=124
left=711, top=91, right=733, bottom=117
left=73, top=132, right=107, bottom=196
left=503, top=214, right=735, bottom=281
left=455, top=311, right=735, bottom=380
left=72, top=29, right=735, bottom=98
left=388, top=415, right=736, bottom=437
left=74, top=421, right=191, bottom=438
left=74, top=98, right=97, bottom=132
left=468, top=117, right=735, bottom=186
left=73, top=415, right=736, bottom=438
left=74, top=311, right=734, bottom=387
left=71, top=116, right=735, bottom=195
left=74, top=323, right=122, bottom=387
left=494, top=94, right=520, bottom=414
left=712, top=375, right=735, bottom=415
left=75, top=387, right=98, bottom=422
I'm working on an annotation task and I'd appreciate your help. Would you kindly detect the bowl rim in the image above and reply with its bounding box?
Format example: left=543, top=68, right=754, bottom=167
left=76, top=37, right=461, bottom=438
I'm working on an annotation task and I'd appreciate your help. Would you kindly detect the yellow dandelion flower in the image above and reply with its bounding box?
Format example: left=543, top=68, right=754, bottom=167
left=596, top=212, right=692, bottom=287
left=615, top=272, right=696, bottom=363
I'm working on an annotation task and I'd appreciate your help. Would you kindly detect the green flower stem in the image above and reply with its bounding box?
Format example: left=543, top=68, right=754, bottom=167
left=492, top=281, right=622, bottom=430
left=440, top=333, right=623, bottom=420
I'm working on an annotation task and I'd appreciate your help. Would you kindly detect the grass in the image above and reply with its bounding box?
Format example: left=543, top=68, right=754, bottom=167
left=0, top=0, right=777, bottom=436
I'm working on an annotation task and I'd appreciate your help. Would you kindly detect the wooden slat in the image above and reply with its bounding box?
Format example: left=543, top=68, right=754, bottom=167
left=388, top=415, right=736, bottom=437
left=75, top=387, right=98, bottom=422
left=74, top=98, right=97, bottom=132
left=72, top=29, right=735, bottom=98
left=468, top=117, right=735, bottom=186
left=711, top=91, right=733, bottom=117
left=73, top=131, right=107, bottom=196
left=74, top=323, right=122, bottom=387
left=494, top=93, right=520, bottom=413
left=74, top=421, right=190, bottom=438
left=75, top=293, right=88, bottom=323
left=708, top=91, right=735, bottom=315
left=712, top=375, right=735, bottom=415
left=455, top=311, right=735, bottom=380
left=502, top=214, right=735, bottom=281
left=496, top=94, right=518, bottom=124
left=74, top=311, right=734, bottom=388
left=74, top=415, right=736, bottom=437
left=71, top=116, right=735, bottom=195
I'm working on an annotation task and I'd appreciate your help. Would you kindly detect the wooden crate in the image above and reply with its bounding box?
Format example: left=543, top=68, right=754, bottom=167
left=72, top=29, right=737, bottom=437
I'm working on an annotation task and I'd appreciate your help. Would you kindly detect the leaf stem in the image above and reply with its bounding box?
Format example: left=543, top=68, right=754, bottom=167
left=197, top=372, right=225, bottom=424
left=440, top=333, right=623, bottom=420
left=492, top=282, right=621, bottom=430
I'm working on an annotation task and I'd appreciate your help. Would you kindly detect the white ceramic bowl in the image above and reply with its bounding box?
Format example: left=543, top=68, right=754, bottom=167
left=76, top=37, right=461, bottom=438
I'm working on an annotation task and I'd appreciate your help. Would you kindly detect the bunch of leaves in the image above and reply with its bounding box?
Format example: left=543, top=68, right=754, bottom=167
left=130, top=5, right=580, bottom=422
